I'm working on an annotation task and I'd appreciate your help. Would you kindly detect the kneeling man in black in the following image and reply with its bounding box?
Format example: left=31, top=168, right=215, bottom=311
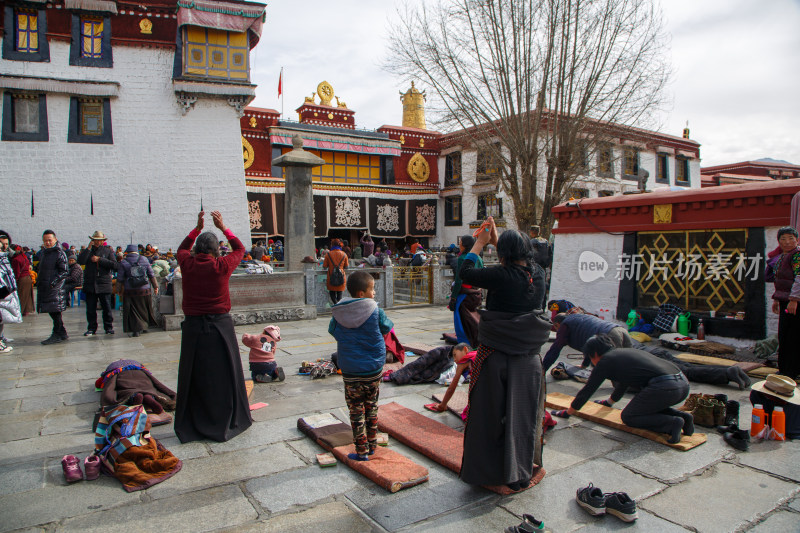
left=558, top=334, right=694, bottom=444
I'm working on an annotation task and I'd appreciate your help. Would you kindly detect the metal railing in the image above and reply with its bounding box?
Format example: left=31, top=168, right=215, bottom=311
left=393, top=265, right=433, bottom=305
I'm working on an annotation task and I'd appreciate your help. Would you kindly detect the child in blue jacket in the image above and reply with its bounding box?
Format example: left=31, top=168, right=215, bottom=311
left=329, top=270, right=393, bottom=461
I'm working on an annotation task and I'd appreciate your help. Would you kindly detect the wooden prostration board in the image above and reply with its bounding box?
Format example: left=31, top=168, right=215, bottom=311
left=545, top=392, right=706, bottom=451
left=675, top=353, right=769, bottom=376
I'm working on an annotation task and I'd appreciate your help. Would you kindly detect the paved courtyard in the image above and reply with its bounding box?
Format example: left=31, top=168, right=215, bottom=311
left=0, top=304, right=798, bottom=532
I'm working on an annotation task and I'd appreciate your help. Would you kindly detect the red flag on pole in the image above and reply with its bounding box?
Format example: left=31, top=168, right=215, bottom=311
left=278, top=68, right=283, bottom=98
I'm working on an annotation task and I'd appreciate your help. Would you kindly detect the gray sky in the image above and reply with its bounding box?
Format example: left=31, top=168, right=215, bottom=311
left=249, top=0, right=800, bottom=167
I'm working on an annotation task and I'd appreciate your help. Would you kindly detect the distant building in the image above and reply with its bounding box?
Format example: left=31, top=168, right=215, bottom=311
left=1, top=0, right=266, bottom=248
left=436, top=122, right=701, bottom=246
left=701, top=158, right=800, bottom=187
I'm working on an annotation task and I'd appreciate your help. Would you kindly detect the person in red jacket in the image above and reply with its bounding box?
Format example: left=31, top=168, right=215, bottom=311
left=173, top=211, right=252, bottom=443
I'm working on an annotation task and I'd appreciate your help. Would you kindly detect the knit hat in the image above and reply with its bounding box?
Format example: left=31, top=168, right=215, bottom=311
left=66, top=250, right=76, bottom=260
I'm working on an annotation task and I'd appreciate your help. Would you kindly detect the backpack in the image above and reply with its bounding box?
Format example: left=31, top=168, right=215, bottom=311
left=126, top=259, right=149, bottom=288
left=329, top=254, right=345, bottom=287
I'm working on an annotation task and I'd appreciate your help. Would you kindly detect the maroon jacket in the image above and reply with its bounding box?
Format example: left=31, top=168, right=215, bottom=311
left=177, top=227, right=245, bottom=315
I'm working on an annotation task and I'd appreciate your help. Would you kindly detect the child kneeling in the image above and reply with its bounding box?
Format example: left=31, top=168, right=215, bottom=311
left=329, top=270, right=393, bottom=461
left=242, top=325, right=285, bottom=383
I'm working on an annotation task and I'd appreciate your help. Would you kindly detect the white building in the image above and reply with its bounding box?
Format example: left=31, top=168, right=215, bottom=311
left=1, top=0, right=265, bottom=249
left=435, top=123, right=701, bottom=246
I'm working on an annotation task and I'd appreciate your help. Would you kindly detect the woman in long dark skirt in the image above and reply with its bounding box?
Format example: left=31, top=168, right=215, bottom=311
left=458, top=217, right=551, bottom=491
left=118, top=244, right=158, bottom=337
left=173, top=211, right=251, bottom=443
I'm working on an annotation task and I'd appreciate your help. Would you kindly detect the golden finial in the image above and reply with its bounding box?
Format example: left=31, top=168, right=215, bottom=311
left=401, top=82, right=426, bottom=129
left=317, top=81, right=334, bottom=106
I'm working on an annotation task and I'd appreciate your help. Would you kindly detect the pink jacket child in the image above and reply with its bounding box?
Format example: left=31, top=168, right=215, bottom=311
left=242, top=325, right=285, bottom=383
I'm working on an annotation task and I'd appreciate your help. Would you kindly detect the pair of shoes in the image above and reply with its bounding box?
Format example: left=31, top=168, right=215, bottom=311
left=253, top=374, right=272, bottom=383
left=41, top=334, right=66, bottom=345
left=722, top=426, right=750, bottom=451
left=105, top=329, right=115, bottom=335
left=83, top=330, right=96, bottom=336
left=576, top=483, right=638, bottom=522
left=62, top=455, right=102, bottom=482
left=0, top=340, right=12, bottom=354
left=691, top=397, right=726, bottom=427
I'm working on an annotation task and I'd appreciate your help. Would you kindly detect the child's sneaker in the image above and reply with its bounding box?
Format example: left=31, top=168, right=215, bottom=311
left=0, top=340, right=11, bottom=354
left=604, top=492, right=638, bottom=522
left=61, top=455, right=83, bottom=483
left=253, top=374, right=272, bottom=383
left=274, top=367, right=285, bottom=382
left=84, top=455, right=101, bottom=480
left=576, top=483, right=605, bottom=516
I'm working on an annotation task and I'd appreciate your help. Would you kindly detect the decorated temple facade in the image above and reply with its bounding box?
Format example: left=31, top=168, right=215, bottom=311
left=242, top=81, right=441, bottom=250
left=1, top=0, right=266, bottom=247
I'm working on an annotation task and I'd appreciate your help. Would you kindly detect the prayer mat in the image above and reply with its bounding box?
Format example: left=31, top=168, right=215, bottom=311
left=377, top=402, right=545, bottom=495
left=404, top=341, right=440, bottom=355
left=432, top=390, right=469, bottom=419
left=545, top=392, right=707, bottom=451
left=297, top=413, right=428, bottom=493
left=748, top=366, right=779, bottom=378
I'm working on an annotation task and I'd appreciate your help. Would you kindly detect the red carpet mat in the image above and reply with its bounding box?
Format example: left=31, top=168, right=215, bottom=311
left=378, top=402, right=544, bottom=494
left=297, top=413, right=428, bottom=493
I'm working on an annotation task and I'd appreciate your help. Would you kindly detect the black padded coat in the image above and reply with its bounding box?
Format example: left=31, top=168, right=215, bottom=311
left=36, top=245, right=69, bottom=313
left=78, top=245, right=116, bottom=293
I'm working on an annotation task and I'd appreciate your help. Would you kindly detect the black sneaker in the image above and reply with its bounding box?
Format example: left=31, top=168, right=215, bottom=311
left=723, top=429, right=750, bottom=451
left=275, top=367, right=286, bottom=382
left=576, top=483, right=606, bottom=516
left=604, top=492, right=638, bottom=522
left=105, top=329, right=115, bottom=335
left=41, top=335, right=65, bottom=345
left=83, top=330, right=96, bottom=337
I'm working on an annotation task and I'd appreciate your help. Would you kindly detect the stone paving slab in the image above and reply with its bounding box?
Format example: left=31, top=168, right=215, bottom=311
left=502, top=458, right=667, bottom=533
left=347, top=477, right=495, bottom=531
left=59, top=485, right=258, bottom=533
left=0, top=381, right=80, bottom=401
left=736, top=440, right=800, bottom=482
left=207, top=415, right=306, bottom=454
left=217, top=501, right=374, bottom=533
left=790, top=497, right=800, bottom=512
left=0, top=431, right=89, bottom=466
left=0, top=398, right=21, bottom=415
left=246, top=464, right=363, bottom=513
left=146, top=442, right=305, bottom=500
left=572, top=509, right=689, bottom=532
left=640, top=462, right=799, bottom=532
left=747, top=510, right=800, bottom=532
left=0, top=459, right=45, bottom=497
left=0, top=469, right=141, bottom=532
left=605, top=431, right=733, bottom=482
left=541, top=426, right=626, bottom=475
left=412, top=501, right=523, bottom=532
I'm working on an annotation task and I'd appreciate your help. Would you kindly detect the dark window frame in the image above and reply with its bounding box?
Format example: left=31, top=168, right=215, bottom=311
left=2, top=5, right=50, bottom=62
left=476, top=143, right=502, bottom=181
left=380, top=156, right=395, bottom=185
left=67, top=97, right=113, bottom=144
left=656, top=153, right=669, bottom=184
left=675, top=156, right=690, bottom=184
left=598, top=190, right=615, bottom=197
left=444, top=151, right=461, bottom=186
left=1, top=91, right=48, bottom=142
left=596, top=145, right=613, bottom=177
left=477, top=194, right=503, bottom=219
left=444, top=196, right=462, bottom=226
left=69, top=13, right=113, bottom=68
left=622, top=147, right=639, bottom=181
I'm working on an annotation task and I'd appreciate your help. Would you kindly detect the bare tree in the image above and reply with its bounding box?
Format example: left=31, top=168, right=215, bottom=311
left=387, top=0, right=671, bottom=235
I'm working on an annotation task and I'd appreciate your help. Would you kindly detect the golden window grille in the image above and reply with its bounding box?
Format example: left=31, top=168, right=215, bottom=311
left=637, top=229, right=748, bottom=313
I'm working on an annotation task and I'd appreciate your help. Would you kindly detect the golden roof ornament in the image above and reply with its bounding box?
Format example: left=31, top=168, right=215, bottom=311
left=400, top=81, right=426, bottom=130
left=317, top=81, right=334, bottom=106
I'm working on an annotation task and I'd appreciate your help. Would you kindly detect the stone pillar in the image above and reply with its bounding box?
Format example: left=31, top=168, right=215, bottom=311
left=273, top=135, right=325, bottom=271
